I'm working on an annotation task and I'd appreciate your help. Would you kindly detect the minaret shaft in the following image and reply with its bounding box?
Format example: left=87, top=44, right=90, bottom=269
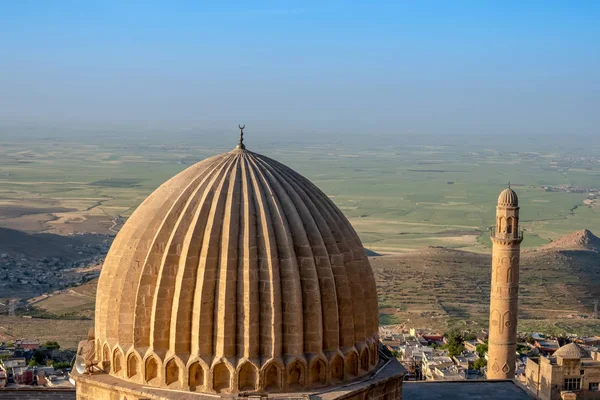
left=487, top=189, right=522, bottom=379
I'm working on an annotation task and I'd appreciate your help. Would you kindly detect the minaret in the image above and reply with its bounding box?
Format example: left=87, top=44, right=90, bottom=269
left=488, top=186, right=522, bottom=379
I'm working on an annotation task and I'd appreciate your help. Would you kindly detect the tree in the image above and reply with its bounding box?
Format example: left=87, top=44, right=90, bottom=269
left=444, top=330, right=465, bottom=358
left=448, top=341, right=465, bottom=358
left=52, top=361, right=71, bottom=369
left=31, top=350, right=45, bottom=365
left=44, top=341, right=60, bottom=350
left=473, top=357, right=487, bottom=370
left=476, top=343, right=488, bottom=358
left=525, top=334, right=535, bottom=345
left=391, top=350, right=402, bottom=359
left=516, top=343, right=530, bottom=356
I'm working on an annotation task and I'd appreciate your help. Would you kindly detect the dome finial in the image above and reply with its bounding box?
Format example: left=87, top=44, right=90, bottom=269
left=236, top=124, right=246, bottom=150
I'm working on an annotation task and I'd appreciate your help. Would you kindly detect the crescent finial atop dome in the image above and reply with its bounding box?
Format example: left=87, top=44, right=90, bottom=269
left=236, top=124, right=246, bottom=150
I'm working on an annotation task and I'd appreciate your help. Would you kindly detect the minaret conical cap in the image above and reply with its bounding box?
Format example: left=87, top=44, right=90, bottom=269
left=498, top=186, right=518, bottom=206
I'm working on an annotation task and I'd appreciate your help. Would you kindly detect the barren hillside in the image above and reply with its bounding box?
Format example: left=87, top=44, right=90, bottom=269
left=373, top=230, right=600, bottom=335
left=2, top=230, right=599, bottom=347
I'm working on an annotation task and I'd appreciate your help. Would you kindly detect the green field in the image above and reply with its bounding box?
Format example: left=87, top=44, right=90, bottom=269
left=0, top=133, right=599, bottom=252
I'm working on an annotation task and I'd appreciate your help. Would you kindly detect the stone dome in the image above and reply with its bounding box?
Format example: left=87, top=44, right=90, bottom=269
left=94, top=147, right=379, bottom=394
left=554, top=343, right=590, bottom=359
left=498, top=187, right=518, bottom=207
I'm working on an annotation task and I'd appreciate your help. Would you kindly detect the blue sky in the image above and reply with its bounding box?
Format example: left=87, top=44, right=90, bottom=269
left=1, top=1, right=599, bottom=137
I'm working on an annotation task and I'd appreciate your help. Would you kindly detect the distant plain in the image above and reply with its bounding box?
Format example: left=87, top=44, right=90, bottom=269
left=0, top=133, right=599, bottom=253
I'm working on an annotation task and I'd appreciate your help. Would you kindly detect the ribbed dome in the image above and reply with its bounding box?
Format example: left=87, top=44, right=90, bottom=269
left=498, top=187, right=518, bottom=206
left=94, top=148, right=379, bottom=394
left=554, top=343, right=590, bottom=359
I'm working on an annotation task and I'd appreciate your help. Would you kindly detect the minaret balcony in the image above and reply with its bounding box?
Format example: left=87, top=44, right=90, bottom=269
left=489, top=227, right=523, bottom=242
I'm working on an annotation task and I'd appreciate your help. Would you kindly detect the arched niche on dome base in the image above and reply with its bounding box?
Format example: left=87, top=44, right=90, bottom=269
left=144, top=356, right=159, bottom=383
left=370, top=342, right=378, bottom=366
left=112, top=348, right=124, bottom=375
left=330, top=355, right=344, bottom=383
left=309, top=358, right=327, bottom=386
left=102, top=344, right=111, bottom=373
left=237, top=362, right=257, bottom=392
left=360, top=348, right=370, bottom=373
left=188, top=361, right=204, bottom=392
left=212, top=361, right=232, bottom=393
left=345, top=352, right=358, bottom=379
left=165, top=358, right=180, bottom=386
left=286, top=360, right=306, bottom=391
left=127, top=353, right=140, bottom=379
left=263, top=362, right=281, bottom=392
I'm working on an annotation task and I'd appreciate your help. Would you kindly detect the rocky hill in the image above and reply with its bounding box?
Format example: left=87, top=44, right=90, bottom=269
left=539, top=229, right=600, bottom=252
left=373, top=230, right=600, bottom=336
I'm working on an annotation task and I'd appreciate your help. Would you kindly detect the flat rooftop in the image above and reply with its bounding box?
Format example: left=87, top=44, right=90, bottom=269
left=404, top=380, right=533, bottom=400
left=0, top=388, right=75, bottom=399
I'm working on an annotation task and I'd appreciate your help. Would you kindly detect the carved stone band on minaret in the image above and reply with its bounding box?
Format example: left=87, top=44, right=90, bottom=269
left=490, top=228, right=523, bottom=246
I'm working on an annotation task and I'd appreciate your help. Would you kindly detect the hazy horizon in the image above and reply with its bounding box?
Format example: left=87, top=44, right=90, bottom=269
left=2, top=1, right=599, bottom=138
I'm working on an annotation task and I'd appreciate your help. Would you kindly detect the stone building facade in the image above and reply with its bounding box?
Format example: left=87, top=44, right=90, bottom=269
left=525, top=343, right=600, bottom=400
left=73, top=136, right=405, bottom=399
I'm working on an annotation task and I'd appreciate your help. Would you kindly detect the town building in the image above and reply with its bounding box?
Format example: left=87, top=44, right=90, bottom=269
left=535, top=339, right=561, bottom=355
left=577, top=337, right=600, bottom=347
left=14, top=339, right=40, bottom=351
left=525, top=342, right=600, bottom=399
left=421, top=353, right=463, bottom=381
left=0, top=358, right=27, bottom=377
left=453, top=354, right=478, bottom=370
left=464, top=339, right=482, bottom=353
left=0, top=364, right=7, bottom=388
